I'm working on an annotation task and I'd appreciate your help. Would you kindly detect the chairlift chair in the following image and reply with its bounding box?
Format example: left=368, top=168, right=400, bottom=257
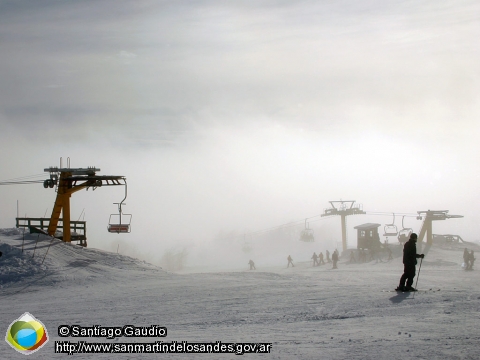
left=397, top=216, right=412, bottom=244
left=300, top=219, right=314, bottom=242
left=383, top=213, right=398, bottom=237
left=107, top=182, right=132, bottom=234
left=300, top=229, right=314, bottom=242
left=108, top=214, right=132, bottom=233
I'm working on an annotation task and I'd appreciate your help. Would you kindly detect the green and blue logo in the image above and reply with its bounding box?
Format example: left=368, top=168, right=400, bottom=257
left=5, top=312, right=49, bottom=355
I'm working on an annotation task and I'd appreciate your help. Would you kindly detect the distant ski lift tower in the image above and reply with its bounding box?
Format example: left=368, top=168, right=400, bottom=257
left=44, top=165, right=127, bottom=246
left=416, top=210, right=463, bottom=247
left=321, top=200, right=366, bottom=252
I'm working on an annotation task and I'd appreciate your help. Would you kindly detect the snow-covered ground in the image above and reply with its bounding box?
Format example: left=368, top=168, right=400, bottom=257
left=1, top=228, right=479, bottom=359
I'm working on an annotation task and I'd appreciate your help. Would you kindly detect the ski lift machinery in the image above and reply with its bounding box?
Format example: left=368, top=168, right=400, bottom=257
left=29, top=160, right=134, bottom=247
left=107, top=180, right=132, bottom=233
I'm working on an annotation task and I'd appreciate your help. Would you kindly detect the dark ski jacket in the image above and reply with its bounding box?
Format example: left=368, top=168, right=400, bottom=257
left=403, top=239, right=420, bottom=266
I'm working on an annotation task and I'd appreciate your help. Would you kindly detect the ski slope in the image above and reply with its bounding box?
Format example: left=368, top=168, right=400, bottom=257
left=1, top=228, right=479, bottom=359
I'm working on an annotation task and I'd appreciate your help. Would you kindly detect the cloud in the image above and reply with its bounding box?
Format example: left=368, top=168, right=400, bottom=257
left=117, top=51, right=137, bottom=65
left=1, top=0, right=479, bottom=253
left=1, top=0, right=479, bottom=147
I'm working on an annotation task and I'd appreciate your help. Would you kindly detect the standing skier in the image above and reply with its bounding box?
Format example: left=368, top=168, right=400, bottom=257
left=248, top=259, right=256, bottom=270
left=287, top=255, right=294, bottom=268
left=332, top=249, right=339, bottom=269
left=466, top=250, right=475, bottom=270
left=318, top=252, right=325, bottom=265
left=311, top=252, right=319, bottom=267
left=469, top=251, right=475, bottom=270
left=386, top=244, right=393, bottom=261
left=396, top=233, right=424, bottom=291
left=348, top=251, right=356, bottom=264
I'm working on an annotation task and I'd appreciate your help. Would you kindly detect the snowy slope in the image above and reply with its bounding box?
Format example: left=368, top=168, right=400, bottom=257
left=1, top=228, right=479, bottom=359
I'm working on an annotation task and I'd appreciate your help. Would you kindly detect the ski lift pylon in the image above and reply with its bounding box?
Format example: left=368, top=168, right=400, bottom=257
left=108, top=181, right=132, bottom=233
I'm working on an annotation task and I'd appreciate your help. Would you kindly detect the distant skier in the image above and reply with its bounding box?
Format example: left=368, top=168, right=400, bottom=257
left=332, top=249, right=339, bottom=269
left=326, top=250, right=331, bottom=263
left=386, top=244, right=393, bottom=261
left=248, top=259, right=256, bottom=270
left=287, top=255, right=294, bottom=268
left=396, top=233, right=424, bottom=292
left=359, top=248, right=366, bottom=263
left=348, top=251, right=356, bottom=264
left=318, top=252, right=325, bottom=265
left=311, top=252, right=319, bottom=267
left=466, top=250, right=475, bottom=270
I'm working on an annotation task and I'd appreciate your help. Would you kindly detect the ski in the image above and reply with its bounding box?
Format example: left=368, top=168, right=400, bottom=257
left=386, top=289, right=440, bottom=292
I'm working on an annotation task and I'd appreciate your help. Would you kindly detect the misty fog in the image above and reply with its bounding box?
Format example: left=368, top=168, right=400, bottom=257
left=0, top=0, right=478, bottom=271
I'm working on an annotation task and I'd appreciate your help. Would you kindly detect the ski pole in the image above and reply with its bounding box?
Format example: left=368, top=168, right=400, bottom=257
left=413, top=257, right=423, bottom=299
left=42, top=236, right=55, bottom=264
left=32, top=234, right=40, bottom=259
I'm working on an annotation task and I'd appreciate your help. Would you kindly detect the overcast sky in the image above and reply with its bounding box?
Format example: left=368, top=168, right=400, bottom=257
left=0, top=0, right=479, bottom=265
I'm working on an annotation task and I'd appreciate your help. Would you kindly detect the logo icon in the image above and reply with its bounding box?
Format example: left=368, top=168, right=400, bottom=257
left=5, top=312, right=49, bottom=355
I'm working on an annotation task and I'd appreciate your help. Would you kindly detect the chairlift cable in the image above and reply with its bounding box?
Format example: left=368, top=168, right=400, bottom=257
left=0, top=180, right=44, bottom=185
left=0, top=173, right=46, bottom=182
left=220, top=210, right=419, bottom=242
left=365, top=212, right=418, bottom=217
left=219, top=213, right=334, bottom=242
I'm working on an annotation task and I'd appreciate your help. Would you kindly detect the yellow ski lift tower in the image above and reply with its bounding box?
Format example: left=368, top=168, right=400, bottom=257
left=416, top=210, right=463, bottom=246
left=43, top=165, right=128, bottom=246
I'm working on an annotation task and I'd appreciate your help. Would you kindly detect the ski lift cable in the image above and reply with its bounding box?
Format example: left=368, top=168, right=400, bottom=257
left=0, top=173, right=46, bottom=182
left=248, top=213, right=327, bottom=235
left=0, top=180, right=44, bottom=185
left=220, top=210, right=419, bottom=242
left=218, top=213, right=332, bottom=242
left=218, top=219, right=305, bottom=242
left=308, top=216, right=338, bottom=224
left=248, top=220, right=306, bottom=236
left=365, top=212, right=418, bottom=217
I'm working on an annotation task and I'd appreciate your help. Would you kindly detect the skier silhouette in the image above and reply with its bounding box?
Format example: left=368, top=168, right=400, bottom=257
left=396, top=233, right=424, bottom=291
left=332, top=249, right=339, bottom=269
left=349, top=251, right=356, bottom=264
left=466, top=250, right=475, bottom=270
left=318, top=252, right=325, bottom=265
left=287, top=255, right=294, bottom=268
left=311, top=252, right=319, bottom=267
left=248, top=259, right=256, bottom=270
